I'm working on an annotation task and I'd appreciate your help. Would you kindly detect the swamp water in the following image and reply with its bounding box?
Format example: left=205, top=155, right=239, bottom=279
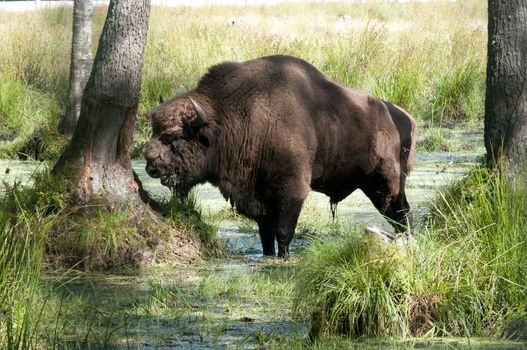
left=1, top=154, right=526, bottom=349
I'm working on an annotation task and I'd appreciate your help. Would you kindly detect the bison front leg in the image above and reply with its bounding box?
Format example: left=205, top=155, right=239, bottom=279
left=256, top=196, right=305, bottom=257
left=265, top=196, right=305, bottom=258
left=257, top=218, right=276, bottom=256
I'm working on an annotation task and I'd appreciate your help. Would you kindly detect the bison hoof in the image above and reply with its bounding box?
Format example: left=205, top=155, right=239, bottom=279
left=278, top=246, right=289, bottom=258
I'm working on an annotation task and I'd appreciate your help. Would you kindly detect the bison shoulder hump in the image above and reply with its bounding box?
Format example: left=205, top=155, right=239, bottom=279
left=198, top=61, right=241, bottom=88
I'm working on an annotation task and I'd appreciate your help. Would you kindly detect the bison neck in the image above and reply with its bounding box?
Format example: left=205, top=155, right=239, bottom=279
left=210, top=149, right=268, bottom=220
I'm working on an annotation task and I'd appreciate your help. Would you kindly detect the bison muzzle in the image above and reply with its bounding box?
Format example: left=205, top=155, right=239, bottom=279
left=144, top=55, right=417, bottom=257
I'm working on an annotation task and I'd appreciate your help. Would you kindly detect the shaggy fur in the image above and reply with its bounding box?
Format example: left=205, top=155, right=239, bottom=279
left=144, top=55, right=417, bottom=257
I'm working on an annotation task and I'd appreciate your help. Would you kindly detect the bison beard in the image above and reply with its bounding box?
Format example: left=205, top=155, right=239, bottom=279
left=144, top=55, right=417, bottom=257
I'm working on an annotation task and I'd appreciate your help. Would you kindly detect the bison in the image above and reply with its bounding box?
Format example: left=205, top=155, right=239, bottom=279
left=144, top=55, right=417, bottom=257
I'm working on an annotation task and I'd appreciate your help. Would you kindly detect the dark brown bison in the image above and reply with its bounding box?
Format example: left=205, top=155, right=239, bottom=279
left=144, top=55, right=417, bottom=257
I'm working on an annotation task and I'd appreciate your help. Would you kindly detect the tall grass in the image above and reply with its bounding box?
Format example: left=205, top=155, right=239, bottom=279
left=294, top=164, right=527, bottom=340
left=430, top=166, right=527, bottom=317
left=0, top=173, right=221, bottom=347
left=0, top=179, right=59, bottom=348
left=0, top=1, right=486, bottom=158
left=0, top=7, right=70, bottom=159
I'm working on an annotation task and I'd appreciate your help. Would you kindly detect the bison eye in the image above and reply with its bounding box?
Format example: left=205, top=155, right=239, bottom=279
left=159, top=133, right=173, bottom=144
left=198, top=133, right=210, bottom=147
left=182, top=125, right=195, bottom=140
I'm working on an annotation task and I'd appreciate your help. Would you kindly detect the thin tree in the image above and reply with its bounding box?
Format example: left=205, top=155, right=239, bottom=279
left=60, top=0, right=94, bottom=139
left=485, top=0, right=527, bottom=171
left=53, top=0, right=151, bottom=208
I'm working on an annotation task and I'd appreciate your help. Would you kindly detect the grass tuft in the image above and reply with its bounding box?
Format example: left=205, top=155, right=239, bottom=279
left=294, top=163, right=527, bottom=340
left=293, top=230, right=409, bottom=339
left=156, top=191, right=221, bottom=256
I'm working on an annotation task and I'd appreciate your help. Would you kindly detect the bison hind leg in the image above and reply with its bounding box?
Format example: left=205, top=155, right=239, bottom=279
left=384, top=193, right=412, bottom=233
left=361, top=174, right=412, bottom=234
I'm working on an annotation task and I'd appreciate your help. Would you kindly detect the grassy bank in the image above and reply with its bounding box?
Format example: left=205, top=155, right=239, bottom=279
left=0, top=0, right=486, bottom=159
left=0, top=172, right=220, bottom=347
left=293, top=164, right=527, bottom=341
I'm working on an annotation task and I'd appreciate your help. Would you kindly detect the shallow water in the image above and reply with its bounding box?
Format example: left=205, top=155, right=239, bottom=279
left=0, top=153, right=480, bottom=257
left=44, top=266, right=527, bottom=350
left=135, top=152, right=481, bottom=256
left=6, top=153, right=524, bottom=349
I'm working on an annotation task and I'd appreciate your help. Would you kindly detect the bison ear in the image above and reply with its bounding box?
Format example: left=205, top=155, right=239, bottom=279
left=189, top=97, right=207, bottom=128
left=159, top=96, right=165, bottom=104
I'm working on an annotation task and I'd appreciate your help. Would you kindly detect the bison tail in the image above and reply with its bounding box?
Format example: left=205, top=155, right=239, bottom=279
left=405, top=116, right=417, bottom=175
left=382, top=100, right=417, bottom=177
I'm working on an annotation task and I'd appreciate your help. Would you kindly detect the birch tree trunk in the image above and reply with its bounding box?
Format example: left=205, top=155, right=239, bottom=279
left=485, top=0, right=527, bottom=171
left=60, top=0, right=93, bottom=139
left=53, top=0, right=151, bottom=209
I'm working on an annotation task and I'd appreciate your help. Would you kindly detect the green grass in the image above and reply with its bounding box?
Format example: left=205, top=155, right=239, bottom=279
left=24, top=260, right=298, bottom=348
left=3, top=164, right=527, bottom=348
left=0, top=73, right=67, bottom=159
left=0, top=179, right=60, bottom=348
left=156, top=190, right=219, bottom=253
left=0, top=172, right=222, bottom=347
left=293, top=164, right=527, bottom=341
left=0, top=1, right=486, bottom=159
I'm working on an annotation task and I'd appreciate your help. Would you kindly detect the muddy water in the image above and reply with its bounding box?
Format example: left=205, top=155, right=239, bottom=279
left=6, top=154, right=524, bottom=349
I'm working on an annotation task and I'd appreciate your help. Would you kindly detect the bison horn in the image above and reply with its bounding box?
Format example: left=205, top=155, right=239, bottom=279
left=189, top=96, right=207, bottom=127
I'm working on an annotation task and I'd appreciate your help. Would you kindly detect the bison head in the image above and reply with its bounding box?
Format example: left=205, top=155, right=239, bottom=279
left=144, top=96, right=212, bottom=197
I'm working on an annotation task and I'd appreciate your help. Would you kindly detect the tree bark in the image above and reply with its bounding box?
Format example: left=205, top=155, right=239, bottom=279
left=60, top=0, right=94, bottom=139
left=485, top=0, right=527, bottom=170
left=53, top=0, right=151, bottom=208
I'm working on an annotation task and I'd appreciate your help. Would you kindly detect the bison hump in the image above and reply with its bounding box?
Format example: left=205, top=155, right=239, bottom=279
left=198, top=61, right=241, bottom=88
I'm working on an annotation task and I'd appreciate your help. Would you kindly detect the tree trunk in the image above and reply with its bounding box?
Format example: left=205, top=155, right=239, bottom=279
left=485, top=0, right=527, bottom=170
left=53, top=0, right=151, bottom=208
left=60, top=0, right=94, bottom=139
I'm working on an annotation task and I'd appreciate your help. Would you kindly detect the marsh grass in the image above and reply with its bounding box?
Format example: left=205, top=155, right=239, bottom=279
left=45, top=193, right=219, bottom=270
left=155, top=191, right=221, bottom=255
left=0, top=173, right=222, bottom=347
left=0, top=179, right=59, bottom=348
left=38, top=261, right=298, bottom=348
left=1, top=1, right=486, bottom=158
left=430, top=165, right=527, bottom=320
left=1, top=168, right=219, bottom=271
left=293, top=164, right=527, bottom=340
